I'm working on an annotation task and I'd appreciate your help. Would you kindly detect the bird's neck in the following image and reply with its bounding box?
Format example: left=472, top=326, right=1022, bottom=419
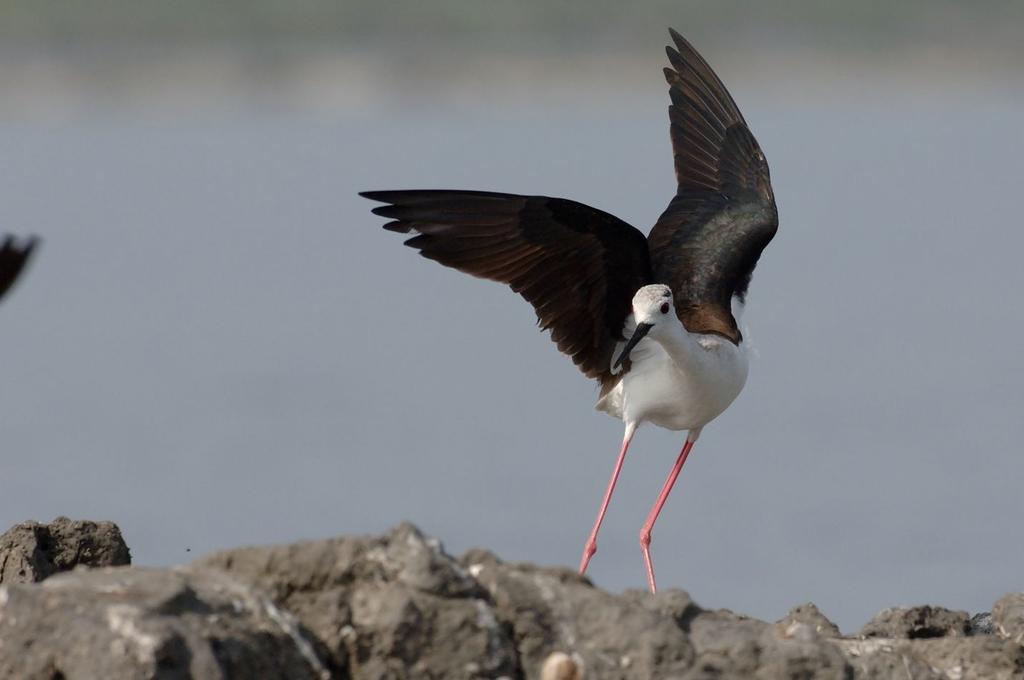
left=654, top=317, right=715, bottom=375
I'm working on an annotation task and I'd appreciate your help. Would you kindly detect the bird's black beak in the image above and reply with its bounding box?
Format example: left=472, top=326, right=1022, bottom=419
left=614, top=322, right=653, bottom=369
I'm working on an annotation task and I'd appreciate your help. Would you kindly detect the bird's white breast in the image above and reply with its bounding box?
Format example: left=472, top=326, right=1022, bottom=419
left=597, top=329, right=749, bottom=432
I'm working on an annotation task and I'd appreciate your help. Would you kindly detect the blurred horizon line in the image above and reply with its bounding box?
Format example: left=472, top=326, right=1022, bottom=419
left=1, top=39, right=1022, bottom=120
left=2, top=0, right=1022, bottom=52
left=3, top=2, right=1023, bottom=118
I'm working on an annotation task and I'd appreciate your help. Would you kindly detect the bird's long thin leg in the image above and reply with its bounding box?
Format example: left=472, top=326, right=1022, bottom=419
left=639, top=434, right=697, bottom=593
left=578, top=421, right=637, bottom=575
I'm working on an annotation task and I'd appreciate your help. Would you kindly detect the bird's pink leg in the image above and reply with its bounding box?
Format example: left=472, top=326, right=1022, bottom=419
left=639, top=435, right=697, bottom=593
left=578, top=421, right=637, bottom=575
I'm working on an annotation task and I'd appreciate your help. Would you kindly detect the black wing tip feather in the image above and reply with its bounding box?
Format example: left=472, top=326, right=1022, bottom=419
left=361, top=190, right=434, bottom=232
left=361, top=189, right=516, bottom=203
left=359, top=189, right=428, bottom=204
left=663, top=29, right=745, bottom=124
left=665, top=28, right=709, bottom=73
left=664, top=28, right=698, bottom=71
left=667, top=27, right=696, bottom=55
left=360, top=190, right=419, bottom=205
left=361, top=190, right=444, bottom=202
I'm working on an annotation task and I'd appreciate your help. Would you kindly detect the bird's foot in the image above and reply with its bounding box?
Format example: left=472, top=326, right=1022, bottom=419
left=578, top=541, right=597, bottom=575
left=640, top=530, right=657, bottom=593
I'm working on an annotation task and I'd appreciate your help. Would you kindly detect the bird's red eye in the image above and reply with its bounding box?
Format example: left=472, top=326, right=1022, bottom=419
left=660, top=303, right=670, bottom=314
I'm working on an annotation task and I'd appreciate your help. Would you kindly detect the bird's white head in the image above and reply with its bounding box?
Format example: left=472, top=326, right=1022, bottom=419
left=631, top=284, right=674, bottom=326
left=614, top=284, right=674, bottom=369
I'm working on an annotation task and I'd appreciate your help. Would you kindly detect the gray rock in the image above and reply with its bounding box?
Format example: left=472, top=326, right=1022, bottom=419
left=676, top=605, right=769, bottom=660
left=678, top=607, right=850, bottom=680
left=858, top=605, right=970, bottom=639
left=755, top=636, right=850, bottom=680
left=460, top=548, right=694, bottom=680
left=622, top=586, right=703, bottom=628
left=4, top=518, right=1024, bottom=679
left=992, top=593, right=1024, bottom=644
left=0, top=516, right=130, bottom=584
left=908, top=637, right=1024, bottom=679
left=836, top=637, right=1024, bottom=680
left=0, top=566, right=332, bottom=680
left=969, top=612, right=994, bottom=636
left=775, top=602, right=842, bottom=639
left=836, top=638, right=944, bottom=680
left=195, top=523, right=517, bottom=680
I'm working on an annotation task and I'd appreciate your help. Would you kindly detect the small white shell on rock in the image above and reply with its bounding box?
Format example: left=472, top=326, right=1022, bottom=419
left=540, top=651, right=583, bottom=680
left=781, top=621, right=818, bottom=641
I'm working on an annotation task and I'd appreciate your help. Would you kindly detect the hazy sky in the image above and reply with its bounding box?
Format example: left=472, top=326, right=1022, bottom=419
left=1, top=22, right=1023, bottom=633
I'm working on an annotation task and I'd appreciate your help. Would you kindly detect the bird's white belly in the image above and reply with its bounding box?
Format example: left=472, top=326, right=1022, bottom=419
left=599, top=335, right=749, bottom=431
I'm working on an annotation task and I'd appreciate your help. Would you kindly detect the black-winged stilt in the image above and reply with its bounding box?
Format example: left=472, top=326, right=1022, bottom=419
left=362, top=29, right=778, bottom=593
left=0, top=235, right=38, bottom=303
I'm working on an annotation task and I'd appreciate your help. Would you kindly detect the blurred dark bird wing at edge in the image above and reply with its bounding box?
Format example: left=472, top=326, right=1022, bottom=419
left=0, top=235, right=39, bottom=303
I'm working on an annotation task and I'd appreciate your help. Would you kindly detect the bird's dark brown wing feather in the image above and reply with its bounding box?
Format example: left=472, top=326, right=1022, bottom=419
left=0, top=235, right=38, bottom=302
left=647, top=29, right=779, bottom=343
left=361, top=190, right=652, bottom=388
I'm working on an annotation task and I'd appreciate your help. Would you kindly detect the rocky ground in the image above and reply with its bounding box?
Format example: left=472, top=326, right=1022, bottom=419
left=0, top=518, right=1021, bottom=679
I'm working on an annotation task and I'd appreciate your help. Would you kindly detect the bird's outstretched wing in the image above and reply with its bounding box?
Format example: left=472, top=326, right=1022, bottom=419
left=0, top=235, right=39, bottom=302
left=362, top=190, right=652, bottom=387
left=647, top=29, right=778, bottom=343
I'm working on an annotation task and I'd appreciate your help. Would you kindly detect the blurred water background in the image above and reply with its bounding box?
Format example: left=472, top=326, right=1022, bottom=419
left=1, top=1, right=1023, bottom=632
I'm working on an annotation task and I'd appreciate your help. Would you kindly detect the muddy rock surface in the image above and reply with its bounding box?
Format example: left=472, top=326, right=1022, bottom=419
left=0, top=516, right=130, bottom=584
left=0, top=517, right=1022, bottom=679
left=857, top=605, right=970, bottom=640
left=0, top=566, right=331, bottom=680
left=993, top=593, right=1024, bottom=645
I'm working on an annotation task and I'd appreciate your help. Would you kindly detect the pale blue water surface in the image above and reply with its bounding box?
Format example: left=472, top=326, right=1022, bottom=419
left=1, top=68, right=1022, bottom=633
